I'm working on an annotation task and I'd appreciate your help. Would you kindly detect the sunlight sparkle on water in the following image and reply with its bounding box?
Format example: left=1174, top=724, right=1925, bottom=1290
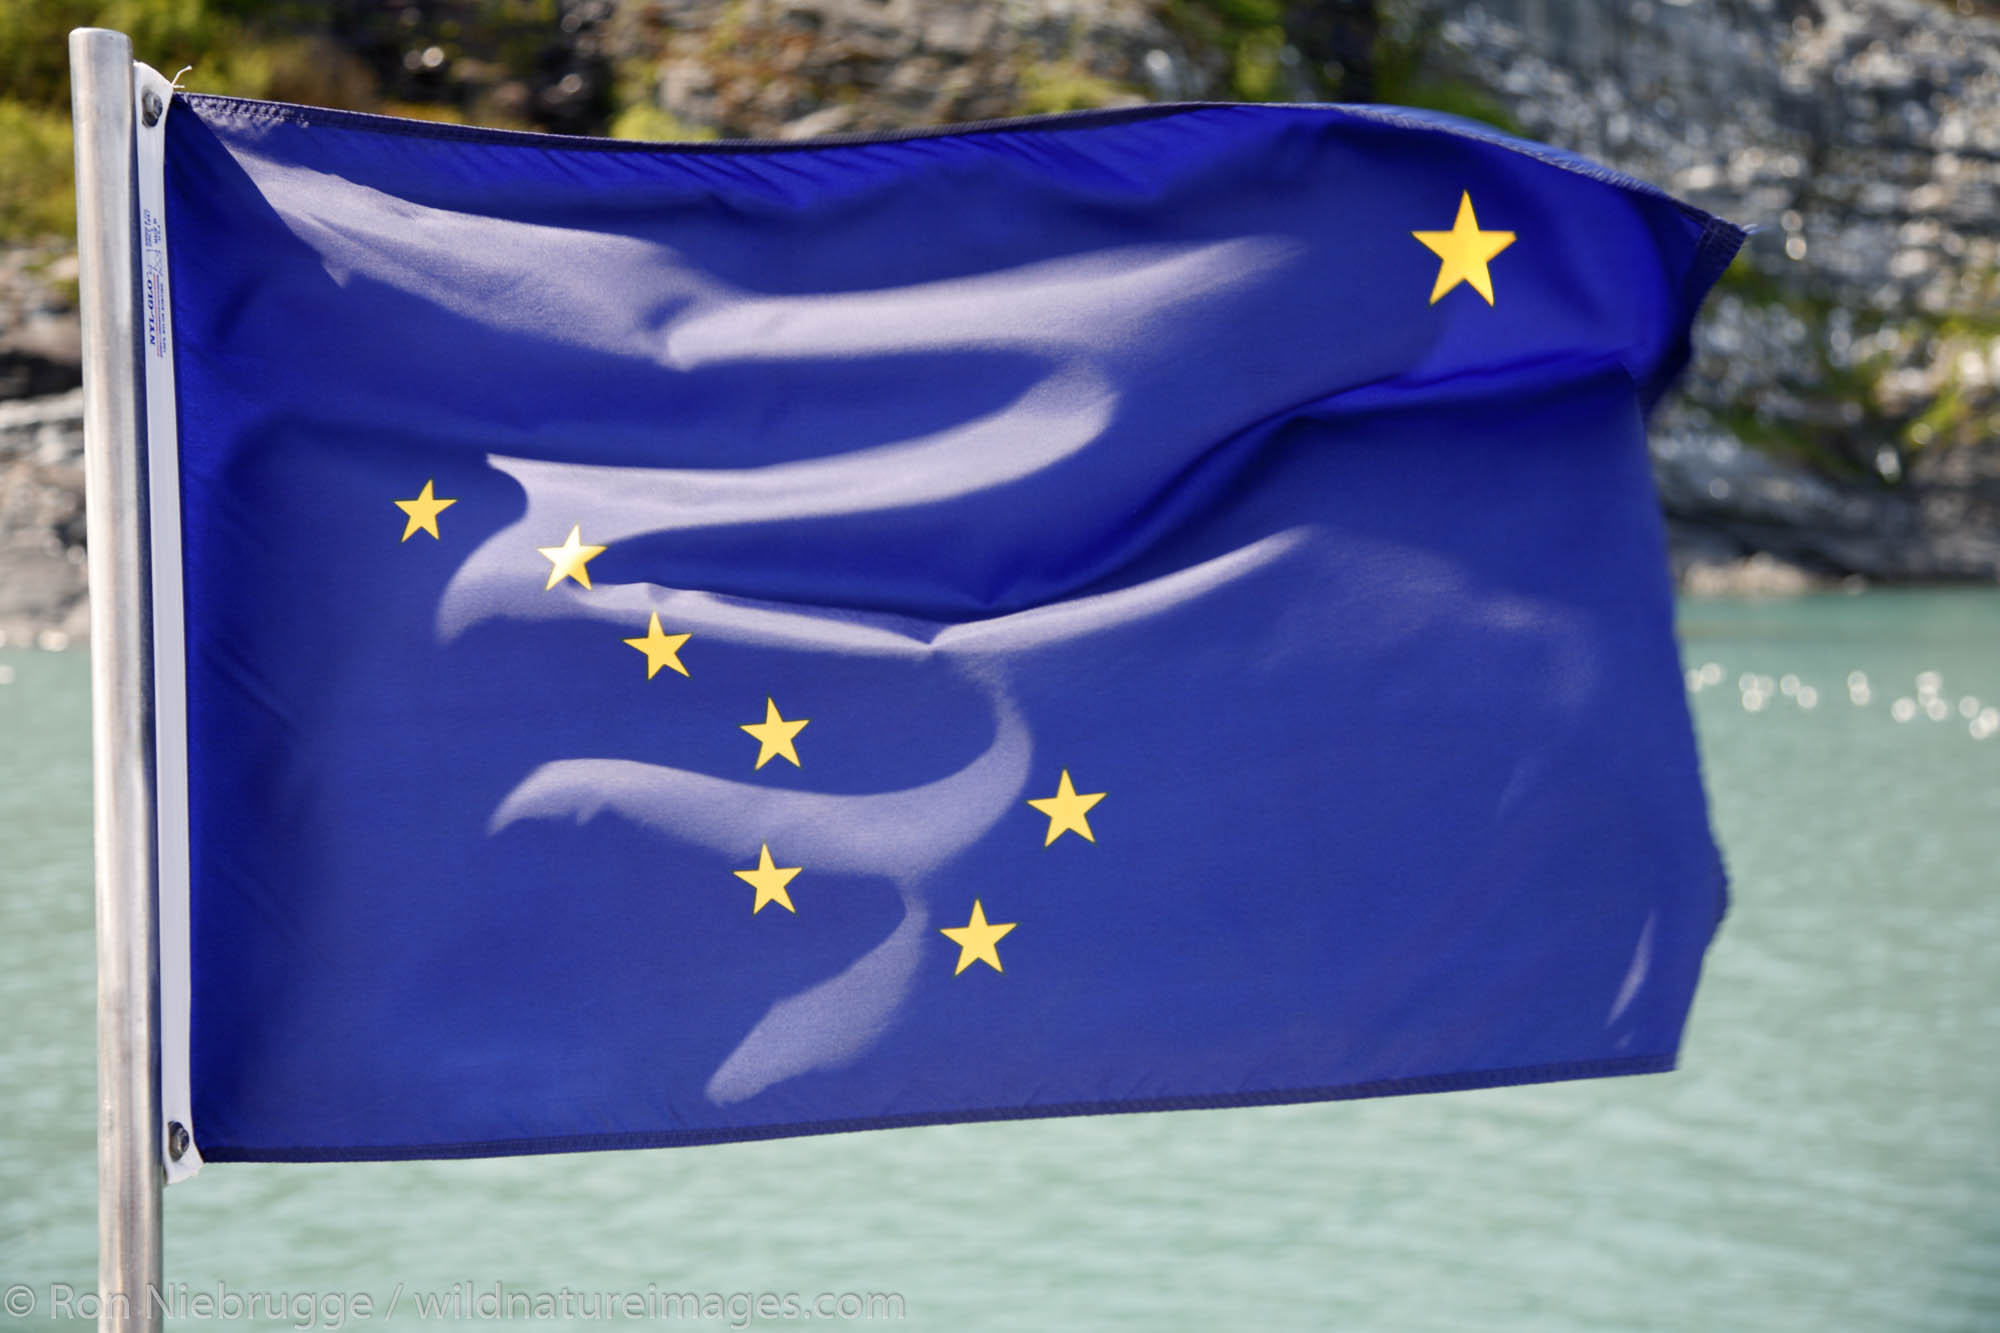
left=1699, top=658, right=1995, bottom=743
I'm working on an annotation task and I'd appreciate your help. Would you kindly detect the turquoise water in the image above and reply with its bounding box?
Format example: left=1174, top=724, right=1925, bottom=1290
left=2, top=591, right=1997, bottom=1331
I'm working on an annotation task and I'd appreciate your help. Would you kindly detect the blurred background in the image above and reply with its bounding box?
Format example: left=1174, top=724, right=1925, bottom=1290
left=1, top=4, right=1997, bottom=1331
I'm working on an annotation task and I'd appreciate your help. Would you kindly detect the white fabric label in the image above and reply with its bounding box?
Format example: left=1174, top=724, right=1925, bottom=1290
left=134, top=60, right=202, bottom=1184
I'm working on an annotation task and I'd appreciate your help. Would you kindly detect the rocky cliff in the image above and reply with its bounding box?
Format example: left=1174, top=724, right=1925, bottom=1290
left=1400, top=0, right=2000, bottom=585
left=0, top=239, right=83, bottom=644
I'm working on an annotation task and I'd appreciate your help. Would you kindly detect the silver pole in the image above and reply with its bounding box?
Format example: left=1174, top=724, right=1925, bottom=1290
left=70, top=27, right=164, bottom=1333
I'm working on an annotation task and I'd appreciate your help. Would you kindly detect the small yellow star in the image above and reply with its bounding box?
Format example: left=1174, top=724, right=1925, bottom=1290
left=623, top=612, right=691, bottom=679
left=1412, top=191, right=1517, bottom=305
left=393, top=479, right=457, bottom=541
left=740, top=697, right=809, bottom=770
left=940, top=899, right=1016, bottom=975
left=733, top=844, right=802, bottom=914
left=1026, top=769, right=1106, bottom=846
left=537, top=524, right=606, bottom=591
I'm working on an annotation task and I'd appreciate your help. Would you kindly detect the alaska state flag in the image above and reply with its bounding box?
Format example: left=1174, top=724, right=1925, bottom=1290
left=153, top=90, right=1739, bottom=1164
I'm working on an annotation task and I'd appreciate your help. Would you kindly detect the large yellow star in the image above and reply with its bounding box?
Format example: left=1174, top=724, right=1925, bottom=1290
left=733, top=844, right=802, bottom=914
left=1412, top=191, right=1516, bottom=305
left=622, top=612, right=691, bottom=679
left=740, top=697, right=809, bottom=769
left=393, top=479, right=456, bottom=542
left=940, top=899, right=1016, bottom=975
left=537, top=524, right=606, bottom=590
left=1026, top=769, right=1106, bottom=846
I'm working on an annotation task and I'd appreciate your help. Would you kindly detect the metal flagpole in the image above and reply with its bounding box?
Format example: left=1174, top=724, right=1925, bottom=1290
left=69, top=27, right=165, bottom=1333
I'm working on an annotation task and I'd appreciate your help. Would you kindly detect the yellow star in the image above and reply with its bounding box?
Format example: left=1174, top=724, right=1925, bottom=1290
left=1412, top=191, right=1517, bottom=305
left=537, top=524, right=606, bottom=591
left=1026, top=769, right=1106, bottom=846
left=940, top=899, right=1016, bottom=975
left=740, top=697, right=809, bottom=769
left=623, top=612, right=691, bottom=679
left=733, top=844, right=802, bottom=914
left=393, top=479, right=457, bottom=542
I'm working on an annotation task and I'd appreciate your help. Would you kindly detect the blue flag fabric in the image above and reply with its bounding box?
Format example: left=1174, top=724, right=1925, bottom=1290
left=159, top=94, right=1738, bottom=1162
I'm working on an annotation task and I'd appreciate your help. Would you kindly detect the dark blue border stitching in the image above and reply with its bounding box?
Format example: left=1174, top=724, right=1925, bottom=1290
left=1634, top=212, right=1749, bottom=415
left=197, top=1054, right=1676, bottom=1163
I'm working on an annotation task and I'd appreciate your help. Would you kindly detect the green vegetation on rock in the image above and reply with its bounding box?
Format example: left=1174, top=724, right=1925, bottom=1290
left=0, top=102, right=74, bottom=244
left=1371, top=16, right=1518, bottom=133
left=1017, top=60, right=1136, bottom=115
left=1711, top=251, right=2000, bottom=484
left=608, top=103, right=719, bottom=143
left=1, top=0, right=267, bottom=244
left=0, top=0, right=599, bottom=245
left=1164, top=0, right=1289, bottom=101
